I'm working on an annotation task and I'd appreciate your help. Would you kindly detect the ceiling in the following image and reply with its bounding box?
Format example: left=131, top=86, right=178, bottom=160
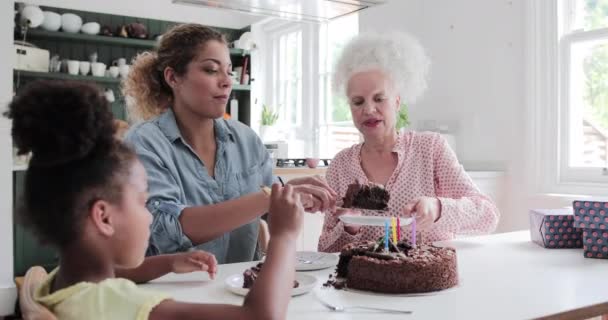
left=172, top=0, right=387, bottom=23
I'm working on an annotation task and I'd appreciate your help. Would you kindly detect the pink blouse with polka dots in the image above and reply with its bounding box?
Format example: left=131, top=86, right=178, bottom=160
left=318, top=131, right=500, bottom=252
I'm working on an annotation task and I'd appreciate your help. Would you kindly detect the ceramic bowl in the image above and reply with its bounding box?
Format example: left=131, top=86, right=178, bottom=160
left=81, top=22, right=100, bottom=35
left=61, top=13, right=82, bottom=33
left=40, top=11, right=61, bottom=31
left=20, top=5, right=44, bottom=28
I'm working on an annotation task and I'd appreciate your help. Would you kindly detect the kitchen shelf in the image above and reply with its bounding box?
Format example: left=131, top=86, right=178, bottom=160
left=14, top=70, right=251, bottom=90
left=14, top=70, right=121, bottom=84
left=25, top=29, right=249, bottom=55
left=12, top=164, right=28, bottom=172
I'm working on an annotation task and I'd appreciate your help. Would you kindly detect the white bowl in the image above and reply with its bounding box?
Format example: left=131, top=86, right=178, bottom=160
left=61, top=13, right=82, bottom=33
left=20, top=5, right=44, bottom=28
left=80, top=22, right=100, bottom=35
left=41, top=11, right=61, bottom=31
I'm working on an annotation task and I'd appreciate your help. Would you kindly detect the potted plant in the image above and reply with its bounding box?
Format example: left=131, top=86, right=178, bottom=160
left=260, top=104, right=279, bottom=140
left=396, top=103, right=410, bottom=132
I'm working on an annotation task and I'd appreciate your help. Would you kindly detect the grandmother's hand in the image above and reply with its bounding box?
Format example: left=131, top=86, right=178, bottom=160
left=332, top=207, right=361, bottom=235
left=402, top=197, right=442, bottom=230
left=286, top=175, right=338, bottom=212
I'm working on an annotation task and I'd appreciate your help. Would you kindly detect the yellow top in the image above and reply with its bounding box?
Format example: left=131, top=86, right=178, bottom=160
left=35, top=268, right=170, bottom=320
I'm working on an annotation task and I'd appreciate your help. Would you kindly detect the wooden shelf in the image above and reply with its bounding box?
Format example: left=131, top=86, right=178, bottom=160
left=14, top=70, right=122, bottom=84
left=14, top=70, right=251, bottom=90
left=25, top=29, right=249, bottom=55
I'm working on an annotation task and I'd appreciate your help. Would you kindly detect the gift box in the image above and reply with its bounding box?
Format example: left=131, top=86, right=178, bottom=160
left=529, top=209, right=582, bottom=249
left=573, top=201, right=608, bottom=259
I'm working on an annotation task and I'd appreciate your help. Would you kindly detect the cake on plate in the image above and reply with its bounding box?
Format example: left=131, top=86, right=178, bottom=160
left=243, top=263, right=299, bottom=289
left=330, top=239, right=458, bottom=294
left=342, top=182, right=390, bottom=210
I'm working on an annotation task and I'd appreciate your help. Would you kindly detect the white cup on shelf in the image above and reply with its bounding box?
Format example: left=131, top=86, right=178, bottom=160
left=108, top=66, right=119, bottom=78
left=79, top=61, right=91, bottom=76
left=118, top=64, right=130, bottom=78
left=66, top=60, right=79, bottom=75
left=91, top=62, right=106, bottom=77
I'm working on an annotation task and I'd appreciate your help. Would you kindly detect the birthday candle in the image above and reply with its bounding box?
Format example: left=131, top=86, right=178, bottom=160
left=397, top=217, right=401, bottom=242
left=384, top=219, right=389, bottom=251
left=391, top=217, right=397, bottom=244
left=411, top=217, right=417, bottom=248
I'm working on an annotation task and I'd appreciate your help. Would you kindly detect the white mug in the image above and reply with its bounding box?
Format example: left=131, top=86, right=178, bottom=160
left=104, top=88, right=116, bottom=103
left=67, top=60, right=79, bottom=75
left=91, top=62, right=106, bottom=77
left=118, top=64, right=130, bottom=78
left=108, top=66, right=119, bottom=78
left=116, top=58, right=127, bottom=67
left=79, top=61, right=90, bottom=76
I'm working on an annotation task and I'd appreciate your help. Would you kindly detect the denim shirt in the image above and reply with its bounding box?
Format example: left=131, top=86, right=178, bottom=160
left=124, top=109, right=274, bottom=264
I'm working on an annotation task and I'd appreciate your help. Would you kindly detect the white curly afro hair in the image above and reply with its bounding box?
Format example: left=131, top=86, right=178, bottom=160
left=333, top=32, right=430, bottom=104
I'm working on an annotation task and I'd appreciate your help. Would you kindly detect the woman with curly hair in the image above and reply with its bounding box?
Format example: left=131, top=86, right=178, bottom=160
left=318, top=32, right=500, bottom=252
left=123, top=24, right=337, bottom=263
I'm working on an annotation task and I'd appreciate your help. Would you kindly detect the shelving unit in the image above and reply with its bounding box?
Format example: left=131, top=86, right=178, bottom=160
left=14, top=70, right=252, bottom=90
left=12, top=3, right=253, bottom=277
left=25, top=29, right=249, bottom=56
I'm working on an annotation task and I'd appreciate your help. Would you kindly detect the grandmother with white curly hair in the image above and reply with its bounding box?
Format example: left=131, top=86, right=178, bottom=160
left=318, top=33, right=500, bottom=252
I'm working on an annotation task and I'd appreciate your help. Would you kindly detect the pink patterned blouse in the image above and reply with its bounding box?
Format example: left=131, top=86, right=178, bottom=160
left=318, top=131, right=500, bottom=252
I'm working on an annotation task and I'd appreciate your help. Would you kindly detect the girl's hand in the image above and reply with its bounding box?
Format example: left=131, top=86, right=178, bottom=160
left=170, top=250, right=218, bottom=279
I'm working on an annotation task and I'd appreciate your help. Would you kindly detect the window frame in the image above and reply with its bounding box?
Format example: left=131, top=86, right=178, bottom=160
left=260, top=16, right=359, bottom=158
left=529, top=0, right=608, bottom=195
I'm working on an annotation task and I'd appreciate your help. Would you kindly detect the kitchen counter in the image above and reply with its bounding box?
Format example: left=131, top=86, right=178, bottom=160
left=273, top=167, right=504, bottom=178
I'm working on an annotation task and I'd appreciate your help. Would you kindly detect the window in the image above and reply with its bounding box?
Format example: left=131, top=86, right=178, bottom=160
left=261, top=15, right=359, bottom=159
left=273, top=29, right=303, bottom=127
left=560, top=0, right=608, bottom=183
left=318, top=14, right=360, bottom=159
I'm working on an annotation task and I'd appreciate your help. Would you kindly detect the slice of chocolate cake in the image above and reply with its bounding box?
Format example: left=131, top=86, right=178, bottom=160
left=342, top=182, right=390, bottom=210
left=242, top=263, right=299, bottom=289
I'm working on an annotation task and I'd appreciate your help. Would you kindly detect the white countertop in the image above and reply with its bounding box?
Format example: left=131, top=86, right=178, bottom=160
left=140, top=231, right=608, bottom=319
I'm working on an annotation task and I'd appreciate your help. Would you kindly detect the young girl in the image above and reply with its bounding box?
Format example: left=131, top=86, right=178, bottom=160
left=8, top=80, right=304, bottom=320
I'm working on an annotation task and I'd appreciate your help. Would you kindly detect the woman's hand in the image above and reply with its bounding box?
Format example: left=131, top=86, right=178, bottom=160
left=286, top=175, right=338, bottom=212
left=402, top=197, right=442, bottom=230
left=169, top=250, right=218, bottom=279
left=332, top=207, right=362, bottom=235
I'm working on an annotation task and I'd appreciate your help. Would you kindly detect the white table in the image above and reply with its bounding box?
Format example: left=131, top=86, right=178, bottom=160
left=140, top=231, right=608, bottom=319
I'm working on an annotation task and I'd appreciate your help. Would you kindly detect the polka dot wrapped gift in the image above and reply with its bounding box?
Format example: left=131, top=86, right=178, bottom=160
left=529, top=208, right=583, bottom=249
left=573, top=201, right=608, bottom=259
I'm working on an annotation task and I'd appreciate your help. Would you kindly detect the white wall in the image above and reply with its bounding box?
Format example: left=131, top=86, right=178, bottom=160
left=26, top=0, right=265, bottom=29
left=360, top=0, right=524, bottom=169
left=359, top=0, right=526, bottom=232
left=0, top=0, right=16, bottom=315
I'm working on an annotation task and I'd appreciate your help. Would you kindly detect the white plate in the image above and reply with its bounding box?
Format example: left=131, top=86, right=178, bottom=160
left=343, top=283, right=459, bottom=297
left=225, top=273, right=318, bottom=297
left=296, top=251, right=339, bottom=271
left=339, top=215, right=413, bottom=227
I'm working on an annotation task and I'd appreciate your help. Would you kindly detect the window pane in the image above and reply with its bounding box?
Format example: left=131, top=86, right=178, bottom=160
left=328, top=14, right=358, bottom=123
left=570, top=0, right=608, bottom=31
left=569, top=39, right=608, bottom=167
left=276, top=30, right=302, bottom=127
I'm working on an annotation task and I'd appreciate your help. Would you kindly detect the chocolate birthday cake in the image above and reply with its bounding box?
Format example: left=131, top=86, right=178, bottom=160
left=243, top=263, right=299, bottom=289
left=332, top=239, right=458, bottom=294
left=342, top=182, right=390, bottom=210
